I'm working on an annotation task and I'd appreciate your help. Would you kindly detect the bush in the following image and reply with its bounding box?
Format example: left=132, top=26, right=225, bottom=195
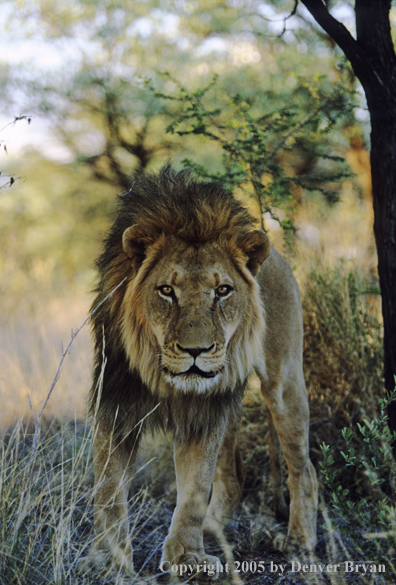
left=320, top=388, right=396, bottom=549
left=303, top=263, right=383, bottom=424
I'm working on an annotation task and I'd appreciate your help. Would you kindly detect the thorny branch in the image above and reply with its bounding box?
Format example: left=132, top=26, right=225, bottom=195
left=263, top=82, right=341, bottom=168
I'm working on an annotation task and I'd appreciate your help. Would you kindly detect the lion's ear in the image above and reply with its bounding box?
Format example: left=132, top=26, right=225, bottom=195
left=239, top=230, right=270, bottom=276
left=122, top=225, right=156, bottom=274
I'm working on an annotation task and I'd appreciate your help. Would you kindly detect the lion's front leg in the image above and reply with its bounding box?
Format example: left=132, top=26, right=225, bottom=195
left=203, top=418, right=245, bottom=539
left=263, top=378, right=318, bottom=553
left=85, top=422, right=136, bottom=574
left=161, top=424, right=226, bottom=578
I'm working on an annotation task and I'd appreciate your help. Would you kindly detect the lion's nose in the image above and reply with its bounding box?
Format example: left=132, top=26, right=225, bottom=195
left=176, top=343, right=215, bottom=358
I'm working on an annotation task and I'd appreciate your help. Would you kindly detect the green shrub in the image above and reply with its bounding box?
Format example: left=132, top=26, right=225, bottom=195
left=319, top=386, right=396, bottom=578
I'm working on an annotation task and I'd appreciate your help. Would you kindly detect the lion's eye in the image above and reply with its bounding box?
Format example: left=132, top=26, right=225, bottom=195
left=216, top=285, right=233, bottom=297
left=158, top=285, right=173, bottom=297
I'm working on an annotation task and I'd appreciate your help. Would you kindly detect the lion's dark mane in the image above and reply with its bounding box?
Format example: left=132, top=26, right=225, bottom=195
left=89, top=166, right=256, bottom=445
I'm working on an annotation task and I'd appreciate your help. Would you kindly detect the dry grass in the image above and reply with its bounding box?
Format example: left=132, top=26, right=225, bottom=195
left=0, top=290, right=90, bottom=429
left=0, top=418, right=172, bottom=584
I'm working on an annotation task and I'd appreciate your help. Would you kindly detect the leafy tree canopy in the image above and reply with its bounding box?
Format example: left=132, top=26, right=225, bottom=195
left=0, top=0, right=371, bottom=287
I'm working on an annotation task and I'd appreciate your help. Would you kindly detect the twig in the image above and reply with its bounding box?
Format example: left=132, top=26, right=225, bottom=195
left=0, top=115, right=32, bottom=134
left=364, top=530, right=396, bottom=539
left=0, top=175, right=21, bottom=189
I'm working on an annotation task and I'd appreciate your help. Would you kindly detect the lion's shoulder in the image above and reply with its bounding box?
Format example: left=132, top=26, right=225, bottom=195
left=258, top=248, right=300, bottom=303
left=257, top=248, right=304, bottom=383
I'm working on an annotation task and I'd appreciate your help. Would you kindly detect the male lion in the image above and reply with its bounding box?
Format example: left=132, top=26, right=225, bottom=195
left=86, top=166, right=318, bottom=576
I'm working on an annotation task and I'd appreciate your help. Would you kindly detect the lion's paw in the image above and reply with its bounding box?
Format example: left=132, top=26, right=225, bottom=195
left=273, top=532, right=316, bottom=555
left=273, top=533, right=301, bottom=555
left=77, top=542, right=134, bottom=576
left=77, top=543, right=107, bottom=571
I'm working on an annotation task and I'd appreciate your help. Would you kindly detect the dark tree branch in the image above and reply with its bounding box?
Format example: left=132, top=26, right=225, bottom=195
left=300, top=0, right=396, bottom=106
left=299, top=0, right=360, bottom=66
left=278, top=0, right=298, bottom=36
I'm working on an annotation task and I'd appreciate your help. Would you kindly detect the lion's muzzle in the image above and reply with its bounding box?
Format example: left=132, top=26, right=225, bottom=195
left=161, top=341, right=225, bottom=393
left=162, top=341, right=224, bottom=379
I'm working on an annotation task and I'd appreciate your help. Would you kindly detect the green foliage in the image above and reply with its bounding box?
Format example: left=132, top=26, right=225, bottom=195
left=148, top=71, right=352, bottom=247
left=320, top=384, right=396, bottom=551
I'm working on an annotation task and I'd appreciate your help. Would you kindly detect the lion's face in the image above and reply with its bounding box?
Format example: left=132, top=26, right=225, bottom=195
left=144, top=242, right=251, bottom=393
left=121, top=230, right=269, bottom=396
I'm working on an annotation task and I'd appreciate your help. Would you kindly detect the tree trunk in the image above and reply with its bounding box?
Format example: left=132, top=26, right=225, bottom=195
left=369, top=95, right=396, bottom=448
left=300, top=0, right=396, bottom=454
